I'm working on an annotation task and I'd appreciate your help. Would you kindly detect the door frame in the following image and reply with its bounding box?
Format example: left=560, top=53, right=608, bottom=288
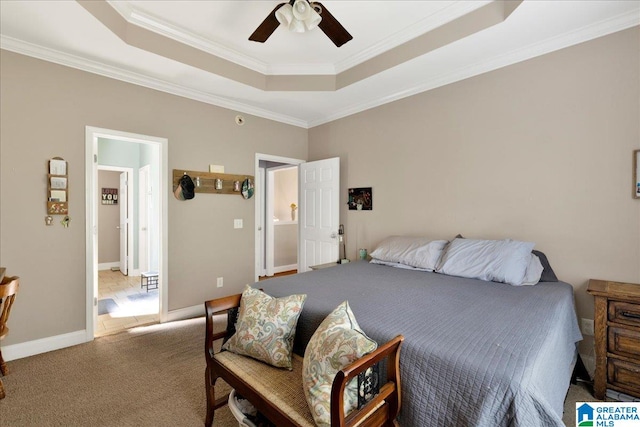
left=254, top=153, right=304, bottom=282
left=138, top=164, right=151, bottom=274
left=97, top=165, right=134, bottom=274
left=85, top=126, right=168, bottom=341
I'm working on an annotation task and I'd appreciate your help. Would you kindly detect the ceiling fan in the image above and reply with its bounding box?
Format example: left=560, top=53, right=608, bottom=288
left=249, top=0, right=353, bottom=47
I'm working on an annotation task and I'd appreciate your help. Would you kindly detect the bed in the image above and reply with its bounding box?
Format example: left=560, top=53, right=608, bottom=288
left=257, top=258, right=582, bottom=427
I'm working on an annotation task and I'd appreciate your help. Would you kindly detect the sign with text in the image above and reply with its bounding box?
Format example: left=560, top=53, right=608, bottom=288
left=101, top=188, right=118, bottom=205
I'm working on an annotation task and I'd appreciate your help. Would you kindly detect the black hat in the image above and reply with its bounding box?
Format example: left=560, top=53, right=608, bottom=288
left=174, top=174, right=195, bottom=200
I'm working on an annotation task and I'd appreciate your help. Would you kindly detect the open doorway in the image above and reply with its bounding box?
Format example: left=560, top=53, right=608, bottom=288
left=255, top=154, right=304, bottom=281
left=85, top=127, right=168, bottom=340
left=95, top=160, right=157, bottom=336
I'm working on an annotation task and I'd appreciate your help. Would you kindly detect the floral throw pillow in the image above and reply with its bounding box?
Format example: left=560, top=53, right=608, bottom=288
left=222, top=285, right=306, bottom=370
left=302, top=301, right=377, bottom=427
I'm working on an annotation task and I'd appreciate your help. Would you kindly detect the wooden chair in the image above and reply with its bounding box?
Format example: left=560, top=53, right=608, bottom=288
left=0, top=275, right=19, bottom=399
left=204, top=294, right=403, bottom=427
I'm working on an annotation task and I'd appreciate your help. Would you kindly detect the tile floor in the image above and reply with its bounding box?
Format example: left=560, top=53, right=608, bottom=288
left=96, top=269, right=159, bottom=337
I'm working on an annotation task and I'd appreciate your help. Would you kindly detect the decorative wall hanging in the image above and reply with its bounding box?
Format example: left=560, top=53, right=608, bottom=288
left=348, top=187, right=372, bottom=210
left=47, top=157, right=68, bottom=215
left=101, top=188, right=118, bottom=205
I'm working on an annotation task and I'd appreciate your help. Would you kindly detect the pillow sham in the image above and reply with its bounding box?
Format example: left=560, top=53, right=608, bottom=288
left=369, top=258, right=431, bottom=271
left=436, top=238, right=535, bottom=286
left=302, top=301, right=377, bottom=427
left=532, top=250, right=559, bottom=282
left=449, top=235, right=559, bottom=282
left=369, top=236, right=448, bottom=271
left=520, top=254, right=544, bottom=286
left=222, top=285, right=306, bottom=370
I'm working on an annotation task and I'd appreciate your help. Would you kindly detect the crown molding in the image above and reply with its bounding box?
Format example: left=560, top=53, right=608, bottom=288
left=105, top=0, right=490, bottom=77
left=107, top=1, right=271, bottom=74
left=2, top=6, right=637, bottom=130
left=308, top=9, right=640, bottom=128
left=334, top=0, right=491, bottom=74
left=0, top=35, right=309, bottom=128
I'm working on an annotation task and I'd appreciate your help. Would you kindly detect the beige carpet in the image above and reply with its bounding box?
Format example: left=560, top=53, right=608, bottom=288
left=0, top=316, right=596, bottom=426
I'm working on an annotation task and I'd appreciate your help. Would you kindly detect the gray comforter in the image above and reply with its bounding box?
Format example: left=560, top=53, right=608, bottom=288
left=258, top=261, right=582, bottom=427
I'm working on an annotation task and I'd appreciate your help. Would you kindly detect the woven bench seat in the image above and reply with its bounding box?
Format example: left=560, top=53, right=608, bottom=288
left=204, top=293, right=404, bottom=427
left=215, top=351, right=315, bottom=427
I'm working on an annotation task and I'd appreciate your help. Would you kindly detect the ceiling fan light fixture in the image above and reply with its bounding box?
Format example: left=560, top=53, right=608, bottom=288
left=275, top=4, right=294, bottom=26
left=293, top=0, right=311, bottom=20
left=275, top=0, right=321, bottom=33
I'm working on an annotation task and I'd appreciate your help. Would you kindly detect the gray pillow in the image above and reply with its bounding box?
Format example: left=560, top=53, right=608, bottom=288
left=532, top=250, right=558, bottom=282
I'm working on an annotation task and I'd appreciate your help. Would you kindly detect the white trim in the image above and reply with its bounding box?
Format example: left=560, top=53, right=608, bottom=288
left=334, top=1, right=491, bottom=74
left=165, top=305, right=204, bottom=322
left=98, top=262, right=120, bottom=271
left=0, top=36, right=307, bottom=129
left=3, top=303, right=200, bottom=361
left=265, top=169, right=275, bottom=277
left=2, top=330, right=87, bottom=362
left=2, top=8, right=637, bottom=129
left=273, top=264, right=298, bottom=274
left=107, top=0, right=486, bottom=76
left=308, top=9, right=640, bottom=127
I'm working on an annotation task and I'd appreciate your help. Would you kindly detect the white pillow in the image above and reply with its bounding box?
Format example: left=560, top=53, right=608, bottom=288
left=520, top=254, right=544, bottom=286
left=369, top=236, right=448, bottom=271
left=369, top=258, right=431, bottom=271
left=436, top=238, right=535, bottom=286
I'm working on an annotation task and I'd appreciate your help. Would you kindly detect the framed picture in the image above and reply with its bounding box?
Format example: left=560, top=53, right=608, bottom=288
left=102, top=188, right=119, bottom=205
left=348, top=187, right=372, bottom=210
left=634, top=149, right=640, bottom=199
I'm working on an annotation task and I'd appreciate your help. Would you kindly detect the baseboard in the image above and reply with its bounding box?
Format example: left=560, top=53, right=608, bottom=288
left=165, top=304, right=204, bottom=322
left=98, top=262, right=120, bottom=271
left=2, top=329, right=88, bottom=362
left=274, top=264, right=297, bottom=274
left=4, top=306, right=204, bottom=362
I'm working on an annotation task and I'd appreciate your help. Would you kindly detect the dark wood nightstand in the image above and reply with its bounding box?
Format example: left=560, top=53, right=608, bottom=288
left=587, top=279, right=640, bottom=400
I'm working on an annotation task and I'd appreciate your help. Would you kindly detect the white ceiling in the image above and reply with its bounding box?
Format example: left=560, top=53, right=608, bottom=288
left=1, top=1, right=638, bottom=128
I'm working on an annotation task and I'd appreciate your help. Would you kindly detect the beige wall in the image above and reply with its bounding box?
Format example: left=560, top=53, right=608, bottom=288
left=274, top=167, right=298, bottom=221
left=309, top=27, right=640, bottom=363
left=0, top=50, right=307, bottom=345
left=1, top=26, right=639, bottom=360
left=98, top=170, right=120, bottom=264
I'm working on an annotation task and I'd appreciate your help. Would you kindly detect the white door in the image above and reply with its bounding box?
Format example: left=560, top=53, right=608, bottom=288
left=298, top=157, right=340, bottom=272
left=119, top=172, right=128, bottom=275
left=139, top=165, right=150, bottom=273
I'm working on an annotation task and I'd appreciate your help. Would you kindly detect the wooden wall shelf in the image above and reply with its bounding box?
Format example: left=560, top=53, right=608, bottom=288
left=172, top=169, right=254, bottom=196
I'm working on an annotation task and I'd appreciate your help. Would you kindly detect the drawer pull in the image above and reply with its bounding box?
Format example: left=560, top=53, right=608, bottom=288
left=621, top=311, right=640, bottom=320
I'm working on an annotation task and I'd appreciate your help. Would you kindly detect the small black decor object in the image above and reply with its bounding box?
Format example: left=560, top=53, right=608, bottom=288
left=174, top=174, right=195, bottom=200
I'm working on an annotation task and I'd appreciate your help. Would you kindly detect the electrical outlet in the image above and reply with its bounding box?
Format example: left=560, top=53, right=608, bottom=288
left=581, top=318, right=594, bottom=336
left=216, top=277, right=223, bottom=288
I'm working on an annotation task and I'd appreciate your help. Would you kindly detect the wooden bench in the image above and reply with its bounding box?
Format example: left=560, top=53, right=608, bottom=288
left=204, top=294, right=404, bottom=427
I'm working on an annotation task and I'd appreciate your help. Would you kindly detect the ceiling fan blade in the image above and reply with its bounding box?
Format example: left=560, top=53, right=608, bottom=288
left=249, top=3, right=287, bottom=43
left=315, top=2, right=352, bottom=47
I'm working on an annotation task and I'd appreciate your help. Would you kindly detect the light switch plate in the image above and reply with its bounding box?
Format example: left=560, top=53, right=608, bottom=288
left=234, top=219, right=243, bottom=229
